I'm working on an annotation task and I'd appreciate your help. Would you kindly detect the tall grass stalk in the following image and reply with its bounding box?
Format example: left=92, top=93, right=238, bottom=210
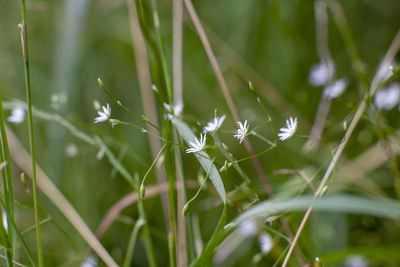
left=0, top=91, right=15, bottom=266
left=17, top=1, right=43, bottom=265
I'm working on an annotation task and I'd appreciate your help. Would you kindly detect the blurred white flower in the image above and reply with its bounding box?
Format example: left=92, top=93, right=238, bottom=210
left=65, top=143, right=78, bottom=158
left=2, top=210, right=7, bottom=232
left=309, top=60, right=335, bottom=86
left=374, top=83, right=400, bottom=110
left=258, top=233, right=273, bottom=254
left=81, top=255, right=98, bottom=267
left=344, top=255, right=368, bottom=267
left=164, top=102, right=183, bottom=120
left=323, top=78, right=349, bottom=99
left=7, top=106, right=25, bottom=124
left=203, top=115, right=226, bottom=133
left=278, top=117, right=297, bottom=141
left=94, top=103, right=111, bottom=123
left=234, top=120, right=249, bottom=144
left=186, top=134, right=206, bottom=153
left=238, top=220, right=257, bottom=237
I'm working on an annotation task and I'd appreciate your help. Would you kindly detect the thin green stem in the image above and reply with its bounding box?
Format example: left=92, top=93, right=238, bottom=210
left=0, top=92, right=15, bottom=266
left=18, top=1, right=43, bottom=265
left=134, top=174, right=158, bottom=267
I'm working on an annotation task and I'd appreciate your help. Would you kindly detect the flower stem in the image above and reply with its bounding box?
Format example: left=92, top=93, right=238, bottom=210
left=18, top=1, right=43, bottom=265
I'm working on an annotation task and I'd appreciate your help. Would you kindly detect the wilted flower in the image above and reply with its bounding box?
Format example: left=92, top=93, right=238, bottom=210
left=7, top=106, right=25, bottom=124
left=234, top=120, right=249, bottom=144
left=374, top=83, right=400, bottom=110
left=94, top=103, right=111, bottom=123
left=323, top=78, right=349, bottom=99
left=203, top=115, right=226, bottom=133
left=258, top=233, right=273, bottom=254
left=278, top=117, right=297, bottom=141
left=309, top=60, right=335, bottom=86
left=186, top=134, right=206, bottom=153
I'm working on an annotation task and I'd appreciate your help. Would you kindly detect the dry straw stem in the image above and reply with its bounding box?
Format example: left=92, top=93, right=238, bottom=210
left=307, top=0, right=333, bottom=150
left=6, top=128, right=118, bottom=267
left=183, top=0, right=305, bottom=264
left=126, top=0, right=171, bottom=228
left=282, top=28, right=400, bottom=267
left=172, top=0, right=188, bottom=265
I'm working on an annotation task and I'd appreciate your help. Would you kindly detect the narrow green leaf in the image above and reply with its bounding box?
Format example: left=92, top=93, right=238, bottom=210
left=235, top=194, right=400, bottom=224
left=172, top=119, right=226, bottom=203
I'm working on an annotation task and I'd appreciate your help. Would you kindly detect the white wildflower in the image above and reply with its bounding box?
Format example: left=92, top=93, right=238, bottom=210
left=7, top=106, right=25, bottom=124
left=203, top=115, right=226, bottom=133
left=81, top=255, right=98, bottom=267
left=65, top=143, right=78, bottom=158
left=186, top=134, right=206, bottom=153
left=258, top=233, right=273, bottom=254
left=344, top=255, right=368, bottom=267
left=2, top=210, right=7, bottom=231
left=94, top=103, right=111, bottom=123
left=309, top=60, right=335, bottom=86
left=238, top=220, right=257, bottom=237
left=374, top=83, right=400, bottom=110
left=278, top=117, right=297, bottom=141
left=234, top=120, right=249, bottom=144
left=96, top=147, right=105, bottom=160
left=164, top=102, right=183, bottom=120
left=323, top=78, right=349, bottom=99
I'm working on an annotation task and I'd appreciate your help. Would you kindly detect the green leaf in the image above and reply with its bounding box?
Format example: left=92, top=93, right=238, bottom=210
left=235, top=194, right=400, bottom=224
left=172, top=119, right=226, bottom=203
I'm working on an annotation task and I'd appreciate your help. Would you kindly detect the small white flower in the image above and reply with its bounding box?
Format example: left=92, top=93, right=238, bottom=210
left=258, top=233, right=273, bottom=254
left=309, top=60, right=335, bottom=86
left=374, top=83, right=400, bottom=110
left=65, top=143, right=78, bottom=158
left=81, top=255, right=98, bottom=267
left=94, top=103, right=111, bottom=123
left=203, top=115, right=226, bottom=133
left=234, top=120, right=249, bottom=144
left=238, top=220, right=257, bottom=237
left=344, top=255, right=368, bottom=267
left=278, top=117, right=297, bottom=141
left=186, top=134, right=207, bottom=153
left=164, top=102, right=183, bottom=120
left=2, top=210, right=7, bottom=232
left=7, top=106, right=25, bottom=124
left=323, top=78, right=348, bottom=99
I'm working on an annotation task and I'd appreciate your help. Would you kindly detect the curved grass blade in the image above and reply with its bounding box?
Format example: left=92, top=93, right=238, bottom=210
left=172, top=119, right=226, bottom=204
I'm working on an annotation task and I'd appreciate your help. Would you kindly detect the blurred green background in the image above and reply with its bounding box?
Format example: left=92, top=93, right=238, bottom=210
left=1, top=0, right=400, bottom=266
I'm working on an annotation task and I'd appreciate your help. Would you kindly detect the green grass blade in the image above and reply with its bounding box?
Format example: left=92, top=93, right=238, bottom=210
left=123, top=218, right=145, bottom=267
left=172, top=119, right=226, bottom=204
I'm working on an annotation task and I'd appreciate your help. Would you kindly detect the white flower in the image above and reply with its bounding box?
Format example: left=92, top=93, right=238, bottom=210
left=94, top=103, right=111, bottom=123
left=81, top=255, right=98, bottom=267
left=278, top=117, right=297, bottom=141
left=309, top=60, right=335, bottom=86
left=65, top=143, right=78, bottom=158
left=164, top=102, right=183, bottom=120
left=238, top=220, right=257, bottom=237
left=234, top=120, right=249, bottom=144
left=323, top=78, right=349, bottom=99
left=374, top=83, right=400, bottom=110
left=203, top=115, right=226, bottom=133
left=2, top=210, right=7, bottom=232
left=258, top=233, right=273, bottom=254
left=186, top=134, right=207, bottom=153
left=344, top=255, right=368, bottom=267
left=7, top=106, right=25, bottom=124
